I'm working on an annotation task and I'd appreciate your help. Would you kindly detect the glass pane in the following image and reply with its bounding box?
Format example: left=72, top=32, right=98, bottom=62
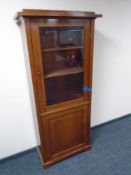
left=42, top=49, right=83, bottom=76
left=39, top=27, right=84, bottom=106
left=40, top=27, right=83, bottom=49
left=44, top=74, right=83, bottom=105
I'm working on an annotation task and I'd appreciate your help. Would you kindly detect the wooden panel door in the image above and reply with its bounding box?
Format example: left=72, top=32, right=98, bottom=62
left=41, top=104, right=91, bottom=166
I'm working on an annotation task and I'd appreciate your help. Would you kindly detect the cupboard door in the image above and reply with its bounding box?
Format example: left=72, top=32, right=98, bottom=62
left=41, top=104, right=90, bottom=160
left=30, top=22, right=91, bottom=112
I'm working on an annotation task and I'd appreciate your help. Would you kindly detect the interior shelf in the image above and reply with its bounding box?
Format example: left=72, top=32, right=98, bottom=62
left=44, top=66, right=83, bottom=78
left=42, top=46, right=83, bottom=52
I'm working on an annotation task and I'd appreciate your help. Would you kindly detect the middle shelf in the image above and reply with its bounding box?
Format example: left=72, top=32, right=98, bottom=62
left=42, top=46, right=83, bottom=52
left=44, top=66, right=83, bottom=78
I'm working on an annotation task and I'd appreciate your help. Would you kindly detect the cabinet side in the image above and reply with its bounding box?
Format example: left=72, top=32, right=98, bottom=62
left=19, top=18, right=41, bottom=146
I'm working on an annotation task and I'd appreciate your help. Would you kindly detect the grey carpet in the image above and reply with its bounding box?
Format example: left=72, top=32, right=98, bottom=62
left=0, top=114, right=131, bottom=175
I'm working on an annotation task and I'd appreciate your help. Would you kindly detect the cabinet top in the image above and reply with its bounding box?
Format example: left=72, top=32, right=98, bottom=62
left=15, top=9, right=102, bottom=21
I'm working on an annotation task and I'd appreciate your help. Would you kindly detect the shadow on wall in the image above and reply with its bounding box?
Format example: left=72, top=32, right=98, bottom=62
left=91, top=29, right=115, bottom=126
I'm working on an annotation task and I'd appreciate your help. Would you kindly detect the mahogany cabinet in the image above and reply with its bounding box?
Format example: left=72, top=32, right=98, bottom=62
left=16, top=9, right=102, bottom=168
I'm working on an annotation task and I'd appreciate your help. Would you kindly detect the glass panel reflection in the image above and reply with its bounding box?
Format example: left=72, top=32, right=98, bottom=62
left=39, top=27, right=84, bottom=105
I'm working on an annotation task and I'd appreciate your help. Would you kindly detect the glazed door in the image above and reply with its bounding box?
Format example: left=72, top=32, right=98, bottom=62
left=40, top=26, right=84, bottom=106
left=30, top=21, right=91, bottom=113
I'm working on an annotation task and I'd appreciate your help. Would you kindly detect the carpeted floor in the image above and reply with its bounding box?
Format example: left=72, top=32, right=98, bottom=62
left=0, top=115, right=131, bottom=175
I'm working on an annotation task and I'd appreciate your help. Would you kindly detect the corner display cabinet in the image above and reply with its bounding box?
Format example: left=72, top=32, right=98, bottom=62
left=16, top=9, right=102, bottom=168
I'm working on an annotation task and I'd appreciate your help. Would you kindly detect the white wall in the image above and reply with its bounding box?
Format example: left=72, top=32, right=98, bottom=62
left=0, top=0, right=131, bottom=159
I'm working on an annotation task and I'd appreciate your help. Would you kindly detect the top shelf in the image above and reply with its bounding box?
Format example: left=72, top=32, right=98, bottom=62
left=42, top=46, right=83, bottom=52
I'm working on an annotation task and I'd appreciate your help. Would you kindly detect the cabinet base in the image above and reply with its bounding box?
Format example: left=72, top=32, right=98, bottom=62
left=38, top=144, right=91, bottom=169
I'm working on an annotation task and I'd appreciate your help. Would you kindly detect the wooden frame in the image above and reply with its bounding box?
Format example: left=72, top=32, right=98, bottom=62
left=16, top=9, right=102, bottom=168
